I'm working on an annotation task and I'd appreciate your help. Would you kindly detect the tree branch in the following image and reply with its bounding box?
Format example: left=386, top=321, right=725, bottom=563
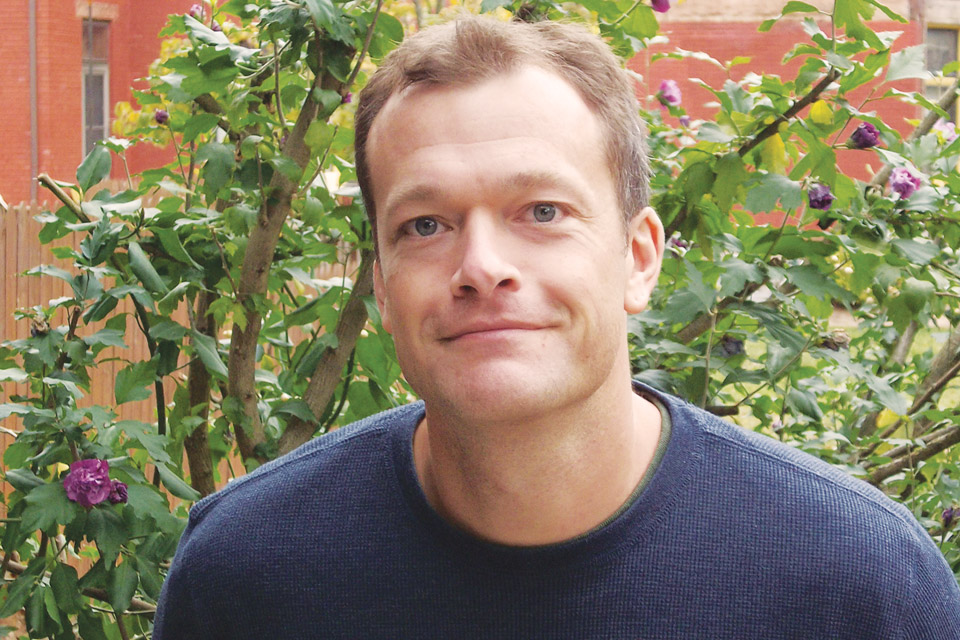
left=3, top=559, right=156, bottom=615
left=738, top=68, right=841, bottom=158
left=227, top=67, right=341, bottom=463
left=868, top=76, right=960, bottom=188
left=867, top=425, right=960, bottom=486
left=184, top=289, right=217, bottom=497
left=277, top=250, right=375, bottom=455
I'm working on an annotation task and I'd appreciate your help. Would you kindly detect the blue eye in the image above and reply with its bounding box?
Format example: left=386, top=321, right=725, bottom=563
left=533, top=203, right=557, bottom=222
left=413, top=217, right=439, bottom=236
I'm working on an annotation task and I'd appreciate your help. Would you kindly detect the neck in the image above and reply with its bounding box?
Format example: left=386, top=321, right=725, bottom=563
left=413, top=379, right=661, bottom=546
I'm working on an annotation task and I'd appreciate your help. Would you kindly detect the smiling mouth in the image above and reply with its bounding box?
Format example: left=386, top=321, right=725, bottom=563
left=442, top=324, right=543, bottom=342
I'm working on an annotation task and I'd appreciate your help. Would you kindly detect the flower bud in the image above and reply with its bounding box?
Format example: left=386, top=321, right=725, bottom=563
left=154, top=109, right=169, bottom=125
left=109, top=480, right=128, bottom=504
left=807, top=183, right=835, bottom=211
left=849, top=122, right=880, bottom=149
left=652, top=0, right=670, bottom=12
left=657, top=79, right=681, bottom=107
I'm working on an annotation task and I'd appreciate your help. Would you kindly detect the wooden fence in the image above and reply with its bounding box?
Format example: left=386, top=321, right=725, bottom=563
left=1, top=195, right=362, bottom=478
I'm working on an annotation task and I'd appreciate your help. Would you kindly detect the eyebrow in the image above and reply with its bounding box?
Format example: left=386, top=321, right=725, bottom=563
left=384, top=170, right=584, bottom=215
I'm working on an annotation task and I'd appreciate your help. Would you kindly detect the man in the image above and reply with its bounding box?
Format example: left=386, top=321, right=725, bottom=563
left=155, top=16, right=960, bottom=638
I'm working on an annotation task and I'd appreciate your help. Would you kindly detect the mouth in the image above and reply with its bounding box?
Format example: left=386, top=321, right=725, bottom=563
left=441, top=322, right=544, bottom=342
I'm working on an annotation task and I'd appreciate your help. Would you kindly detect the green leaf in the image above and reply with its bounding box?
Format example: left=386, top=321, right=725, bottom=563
left=25, top=264, right=74, bottom=285
left=892, top=238, right=939, bottom=265
left=127, top=241, right=169, bottom=295
left=196, top=142, right=236, bottom=199
left=0, top=368, right=28, bottom=383
left=155, top=227, right=202, bottom=269
left=864, top=375, right=910, bottom=415
left=21, top=483, right=81, bottom=533
left=181, top=112, right=222, bottom=143
left=156, top=463, right=202, bottom=501
left=781, top=264, right=848, bottom=301
left=680, top=161, right=716, bottom=206
left=125, top=484, right=184, bottom=534
left=76, top=146, right=112, bottom=192
left=272, top=399, right=317, bottom=423
left=886, top=45, right=929, bottom=82
left=683, top=258, right=716, bottom=313
left=86, top=507, right=128, bottom=568
left=77, top=610, right=109, bottom=640
left=787, top=387, right=823, bottom=419
left=744, top=173, right=803, bottom=212
left=481, top=0, right=511, bottom=10
left=115, top=360, right=158, bottom=405
left=698, top=122, right=735, bottom=143
left=0, top=403, right=31, bottom=420
left=149, top=320, right=188, bottom=342
left=0, top=572, right=37, bottom=619
left=305, top=119, right=336, bottom=153
left=107, top=558, right=138, bottom=613
left=190, top=329, right=228, bottom=379
left=712, top=153, right=749, bottom=212
left=135, top=556, right=165, bottom=600
left=269, top=155, right=302, bottom=181
left=49, top=564, right=81, bottom=615
left=4, top=468, right=45, bottom=493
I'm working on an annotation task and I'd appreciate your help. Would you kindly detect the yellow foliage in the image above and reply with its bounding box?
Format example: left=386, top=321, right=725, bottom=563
left=875, top=408, right=900, bottom=430
left=760, top=134, right=788, bottom=174
left=810, top=100, right=832, bottom=125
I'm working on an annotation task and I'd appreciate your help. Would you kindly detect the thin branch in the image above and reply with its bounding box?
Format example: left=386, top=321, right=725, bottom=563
left=868, top=76, right=960, bottom=188
left=3, top=559, right=156, bottom=614
left=739, top=68, right=841, bottom=157
left=868, top=426, right=960, bottom=486
left=345, top=0, right=385, bottom=89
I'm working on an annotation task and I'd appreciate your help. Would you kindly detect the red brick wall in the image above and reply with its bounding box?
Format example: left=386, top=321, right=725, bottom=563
left=633, top=19, right=925, bottom=182
left=0, top=1, right=34, bottom=206
left=0, top=0, right=193, bottom=206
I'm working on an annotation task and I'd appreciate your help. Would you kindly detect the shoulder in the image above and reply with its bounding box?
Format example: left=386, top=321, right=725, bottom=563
left=645, top=387, right=960, bottom=630
left=651, top=387, right=956, bottom=569
left=654, top=388, right=915, bottom=524
left=182, top=402, right=423, bottom=545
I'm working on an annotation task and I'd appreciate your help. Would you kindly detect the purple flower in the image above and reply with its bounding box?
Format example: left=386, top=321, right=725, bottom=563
left=652, top=0, right=670, bottom=12
left=944, top=507, right=956, bottom=529
left=342, top=92, right=353, bottom=105
left=807, top=183, right=835, bottom=211
left=211, top=21, right=222, bottom=32
left=657, top=79, right=681, bottom=107
left=63, top=459, right=112, bottom=508
left=933, top=119, right=958, bottom=143
left=109, top=480, right=128, bottom=505
left=154, top=109, right=169, bottom=125
left=889, top=167, right=921, bottom=199
left=679, top=115, right=691, bottom=127
left=849, top=122, right=880, bottom=149
left=188, top=3, right=203, bottom=18
left=719, top=335, right=745, bottom=357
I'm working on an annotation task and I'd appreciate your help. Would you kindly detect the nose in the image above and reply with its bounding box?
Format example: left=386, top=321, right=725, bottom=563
left=450, top=213, right=521, bottom=298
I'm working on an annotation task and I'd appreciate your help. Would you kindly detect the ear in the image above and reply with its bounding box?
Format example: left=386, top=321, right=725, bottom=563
left=373, top=260, right=394, bottom=334
left=623, top=207, right=664, bottom=314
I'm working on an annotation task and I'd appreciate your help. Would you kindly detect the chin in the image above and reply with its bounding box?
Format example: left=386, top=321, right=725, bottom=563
left=415, top=363, right=590, bottom=424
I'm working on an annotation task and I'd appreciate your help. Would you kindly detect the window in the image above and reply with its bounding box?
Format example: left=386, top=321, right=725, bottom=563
left=82, top=20, right=109, bottom=156
left=925, top=26, right=959, bottom=122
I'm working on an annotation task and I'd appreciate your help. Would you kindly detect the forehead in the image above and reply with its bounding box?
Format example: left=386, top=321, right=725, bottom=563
left=366, top=66, right=612, bottom=215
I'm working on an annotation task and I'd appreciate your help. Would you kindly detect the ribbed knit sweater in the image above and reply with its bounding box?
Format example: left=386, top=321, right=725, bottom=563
left=154, top=385, right=960, bottom=638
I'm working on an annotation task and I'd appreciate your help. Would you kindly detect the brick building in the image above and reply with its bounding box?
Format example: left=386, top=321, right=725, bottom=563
left=0, top=0, right=193, bottom=206
left=0, top=0, right=950, bottom=206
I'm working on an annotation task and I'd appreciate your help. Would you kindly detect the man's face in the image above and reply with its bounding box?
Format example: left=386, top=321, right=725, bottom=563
left=368, top=66, right=662, bottom=423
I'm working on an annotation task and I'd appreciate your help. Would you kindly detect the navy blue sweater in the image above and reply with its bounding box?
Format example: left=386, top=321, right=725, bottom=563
left=154, top=387, right=960, bottom=638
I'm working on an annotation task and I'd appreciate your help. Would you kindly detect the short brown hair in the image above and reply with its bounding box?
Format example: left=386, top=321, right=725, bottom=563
left=354, top=15, right=650, bottom=248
